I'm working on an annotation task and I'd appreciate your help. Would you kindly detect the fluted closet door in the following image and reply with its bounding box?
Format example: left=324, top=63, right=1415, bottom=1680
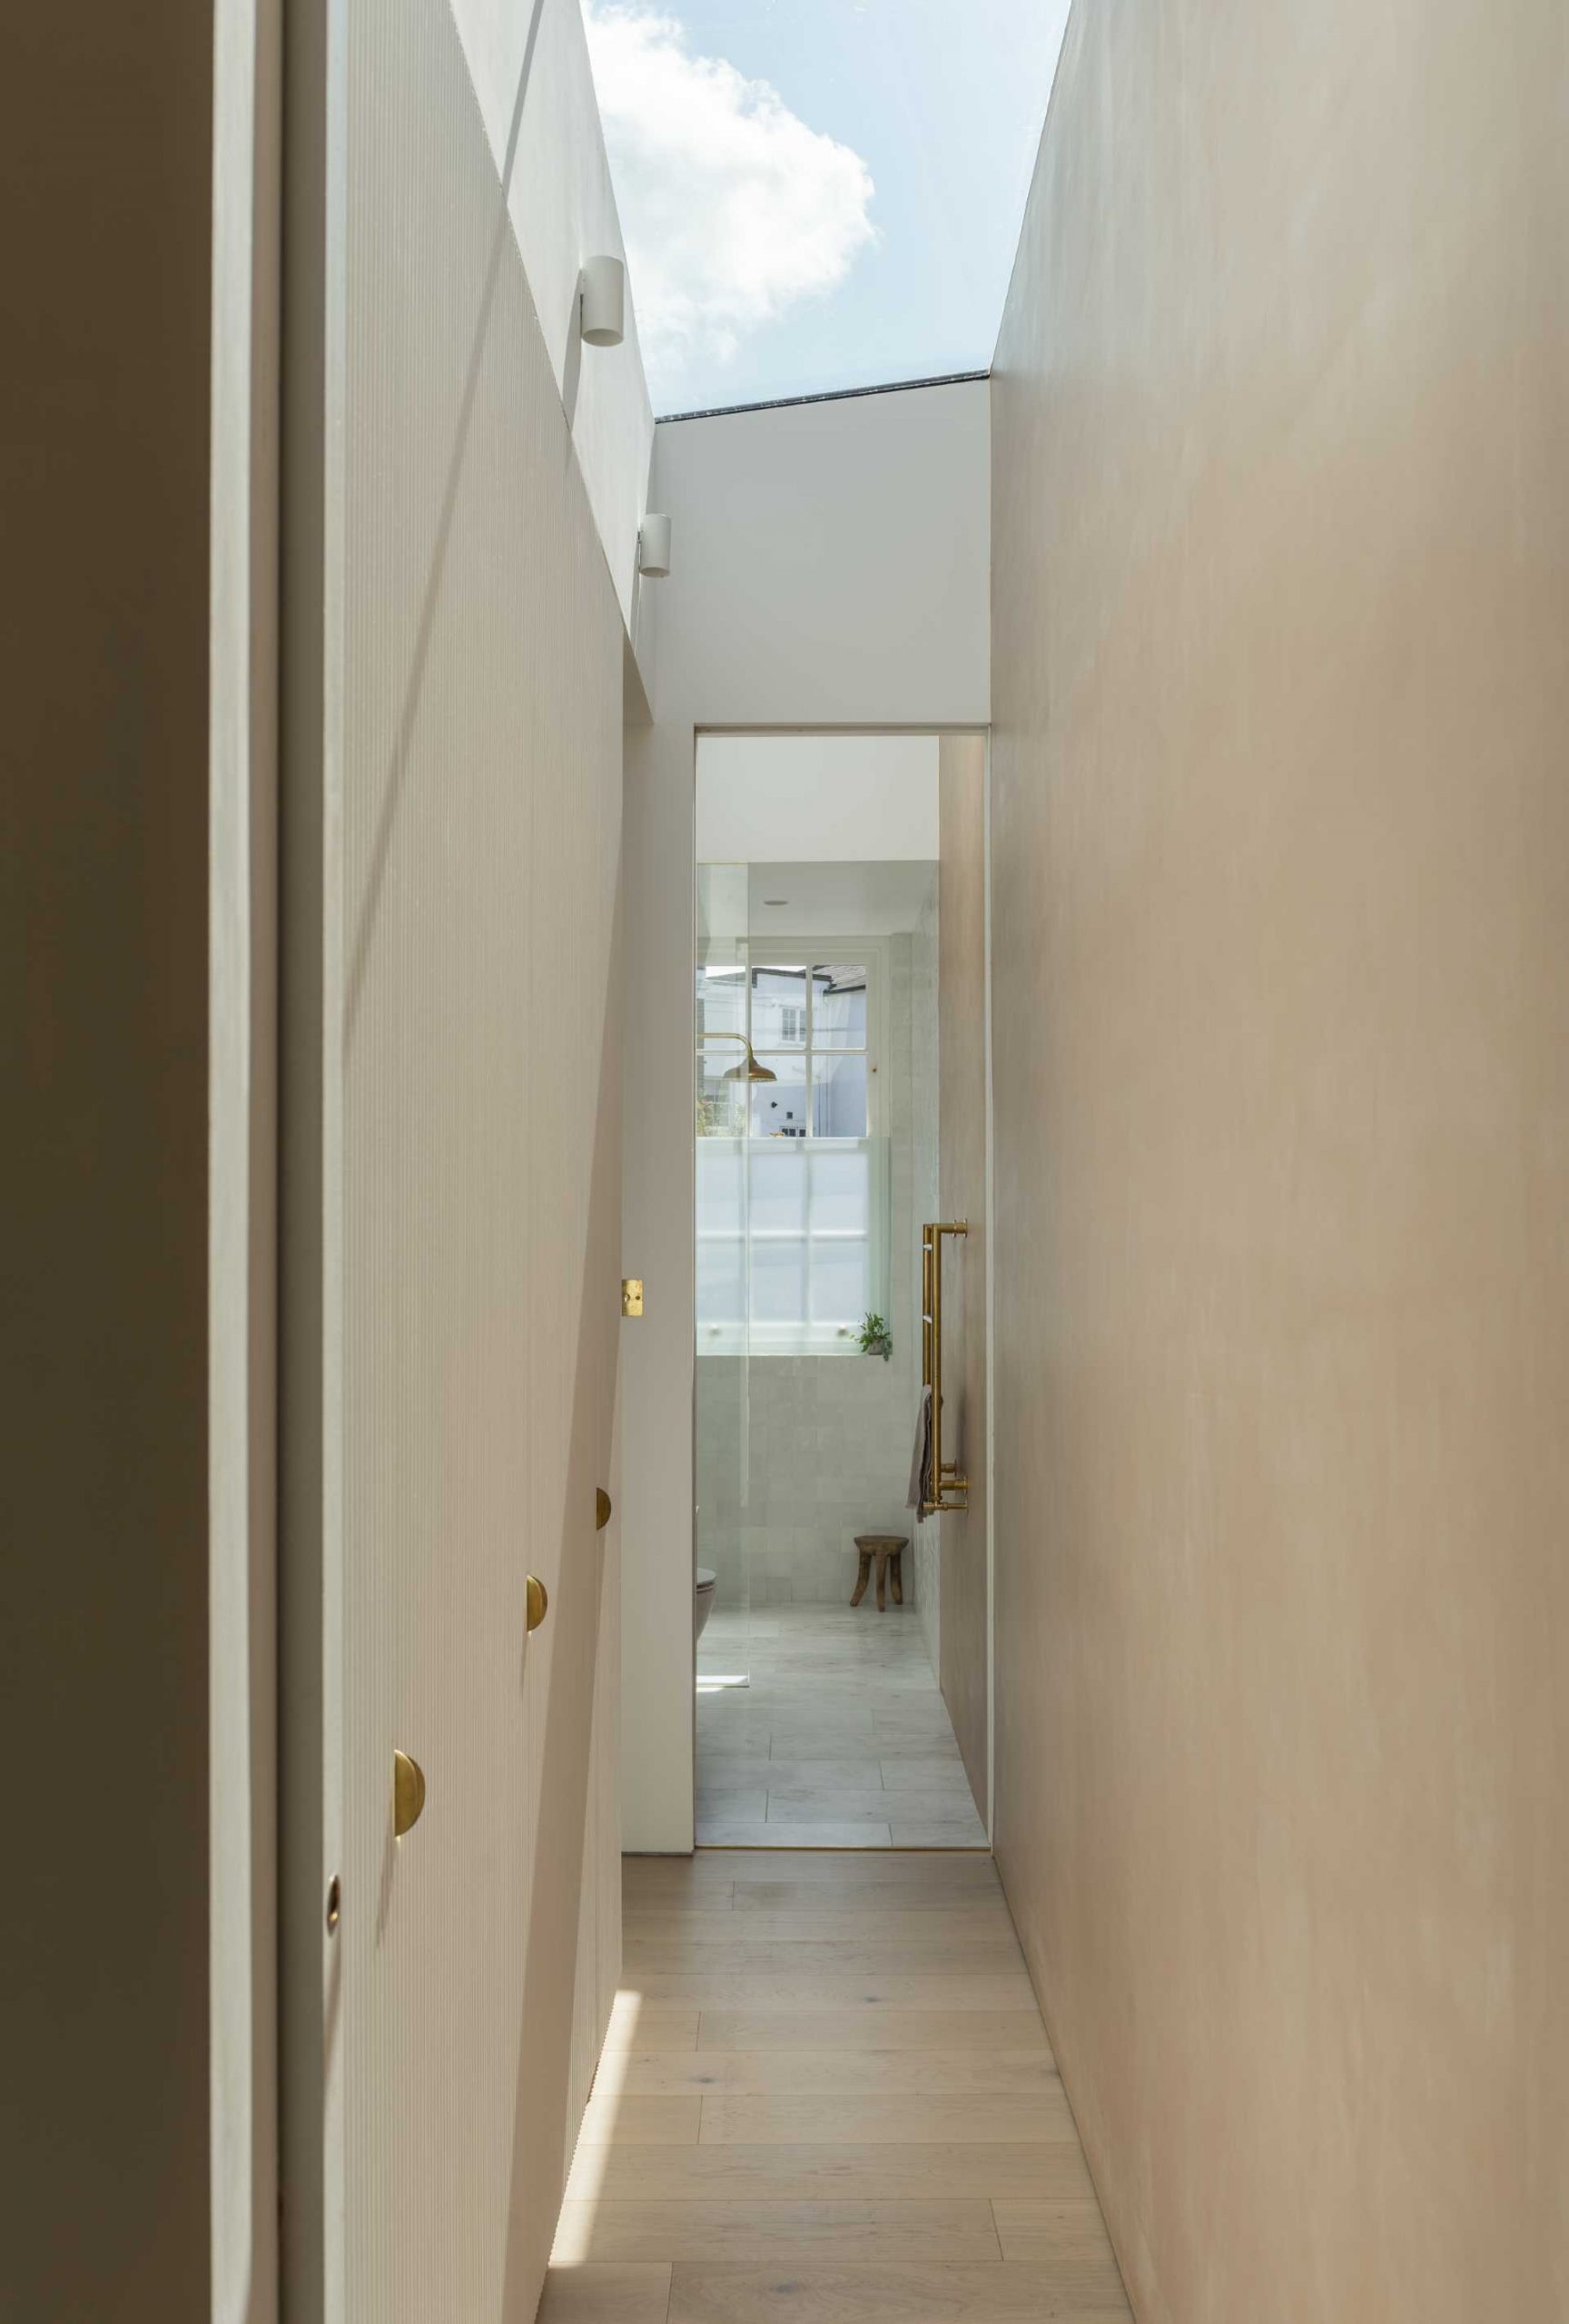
left=294, top=1, right=627, bottom=2318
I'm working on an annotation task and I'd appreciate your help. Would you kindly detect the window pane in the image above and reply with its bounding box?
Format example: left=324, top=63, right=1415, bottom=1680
left=749, top=1059, right=809, bottom=1138
left=696, top=1236, right=744, bottom=1326
left=813, top=965, right=867, bottom=1047
left=808, top=1145, right=868, bottom=1234
left=748, top=1146, right=806, bottom=1234
left=697, top=964, right=748, bottom=1134
left=808, top=1237, right=868, bottom=1324
left=697, top=963, right=746, bottom=1037
left=750, top=964, right=808, bottom=1049
left=696, top=1138, right=745, bottom=1234
left=750, top=1238, right=806, bottom=1324
left=697, top=1059, right=747, bottom=1136
left=811, top=1051, right=867, bottom=1137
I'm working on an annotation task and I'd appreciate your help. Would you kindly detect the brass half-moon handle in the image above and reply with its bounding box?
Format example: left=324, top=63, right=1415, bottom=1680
left=392, top=1749, right=426, bottom=1837
left=596, top=1487, right=613, bottom=1531
left=526, top=1573, right=549, bottom=1632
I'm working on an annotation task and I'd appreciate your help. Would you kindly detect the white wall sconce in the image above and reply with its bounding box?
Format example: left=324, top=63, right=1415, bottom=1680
left=578, top=255, right=626, bottom=347
left=637, top=514, right=672, bottom=578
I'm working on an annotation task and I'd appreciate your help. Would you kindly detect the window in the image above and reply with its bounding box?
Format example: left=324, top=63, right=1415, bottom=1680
left=696, top=942, right=885, bottom=1354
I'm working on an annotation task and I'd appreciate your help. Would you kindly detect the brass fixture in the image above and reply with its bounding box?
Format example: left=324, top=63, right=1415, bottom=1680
left=698, top=1030, right=777, bottom=1084
left=596, top=1487, right=613, bottom=1531
left=392, top=1749, right=427, bottom=1837
left=622, top=1277, right=645, bottom=1318
left=325, top=1875, right=341, bottom=1935
left=921, top=1221, right=970, bottom=1517
left=526, top=1573, right=549, bottom=1632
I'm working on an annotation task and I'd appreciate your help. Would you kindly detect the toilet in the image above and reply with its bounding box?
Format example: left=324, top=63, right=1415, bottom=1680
left=694, top=1567, right=717, bottom=1640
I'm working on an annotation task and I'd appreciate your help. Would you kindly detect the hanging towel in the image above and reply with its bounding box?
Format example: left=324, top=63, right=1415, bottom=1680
left=906, top=1384, right=933, bottom=1513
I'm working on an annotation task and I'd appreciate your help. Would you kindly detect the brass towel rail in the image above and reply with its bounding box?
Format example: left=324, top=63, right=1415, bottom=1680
left=921, top=1220, right=969, bottom=1517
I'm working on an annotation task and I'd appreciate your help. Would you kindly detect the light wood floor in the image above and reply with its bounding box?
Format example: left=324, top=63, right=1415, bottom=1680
left=540, top=1850, right=1130, bottom=2323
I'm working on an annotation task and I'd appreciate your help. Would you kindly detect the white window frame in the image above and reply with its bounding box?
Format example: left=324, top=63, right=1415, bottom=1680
left=696, top=934, right=890, bottom=1357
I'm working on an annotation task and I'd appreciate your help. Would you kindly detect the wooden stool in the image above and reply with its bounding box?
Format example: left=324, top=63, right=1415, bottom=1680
left=851, top=1533, right=908, bottom=1611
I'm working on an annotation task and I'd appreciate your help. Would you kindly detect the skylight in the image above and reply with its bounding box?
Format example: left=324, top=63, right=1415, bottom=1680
left=583, top=0, right=1073, bottom=417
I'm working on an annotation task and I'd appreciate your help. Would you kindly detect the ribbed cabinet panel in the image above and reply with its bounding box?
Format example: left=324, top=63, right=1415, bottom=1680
left=336, top=2, right=624, bottom=2318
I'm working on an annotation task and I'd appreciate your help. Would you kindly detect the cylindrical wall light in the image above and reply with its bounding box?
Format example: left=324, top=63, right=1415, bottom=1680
left=579, top=255, right=626, bottom=347
left=637, top=514, right=672, bottom=578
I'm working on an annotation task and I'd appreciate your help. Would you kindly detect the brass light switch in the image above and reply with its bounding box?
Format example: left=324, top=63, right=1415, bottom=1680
left=622, top=1277, right=645, bottom=1318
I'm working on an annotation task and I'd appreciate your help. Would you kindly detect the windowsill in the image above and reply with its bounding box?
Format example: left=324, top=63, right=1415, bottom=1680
left=696, top=1332, right=883, bottom=1359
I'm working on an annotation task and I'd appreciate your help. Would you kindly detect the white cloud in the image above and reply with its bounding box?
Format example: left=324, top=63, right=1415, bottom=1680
left=583, top=5, right=876, bottom=394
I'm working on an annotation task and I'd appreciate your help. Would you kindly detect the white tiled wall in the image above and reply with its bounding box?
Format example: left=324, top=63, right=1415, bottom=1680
left=697, top=1352, right=917, bottom=1605
left=696, top=913, right=942, bottom=1621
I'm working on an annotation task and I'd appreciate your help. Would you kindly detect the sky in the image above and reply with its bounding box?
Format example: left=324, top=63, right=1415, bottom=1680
left=582, top=0, right=1074, bottom=417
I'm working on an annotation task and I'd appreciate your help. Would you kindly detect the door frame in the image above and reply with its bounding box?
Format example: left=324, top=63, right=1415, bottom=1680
left=686, top=724, right=997, bottom=1848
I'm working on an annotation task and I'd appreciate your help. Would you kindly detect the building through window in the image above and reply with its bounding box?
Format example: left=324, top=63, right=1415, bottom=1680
left=696, top=947, right=885, bottom=1352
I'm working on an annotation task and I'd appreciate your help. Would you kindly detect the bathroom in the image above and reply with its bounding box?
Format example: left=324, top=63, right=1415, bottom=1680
left=692, top=732, right=989, bottom=1846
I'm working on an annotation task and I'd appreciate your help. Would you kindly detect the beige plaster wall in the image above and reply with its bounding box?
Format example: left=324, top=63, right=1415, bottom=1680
left=0, top=6, right=215, bottom=2317
left=990, top=5, right=1569, bottom=2318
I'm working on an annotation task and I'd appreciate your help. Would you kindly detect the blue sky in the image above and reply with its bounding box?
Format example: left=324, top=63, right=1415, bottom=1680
left=583, top=1, right=1073, bottom=416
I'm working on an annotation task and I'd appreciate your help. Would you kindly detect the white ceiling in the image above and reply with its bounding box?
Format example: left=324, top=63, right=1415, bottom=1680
left=741, top=860, right=936, bottom=937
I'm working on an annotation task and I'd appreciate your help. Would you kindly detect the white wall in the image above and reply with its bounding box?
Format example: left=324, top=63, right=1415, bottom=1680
left=646, top=380, right=989, bottom=725
left=697, top=734, right=939, bottom=862
left=449, top=0, right=654, bottom=635
left=620, top=379, right=989, bottom=1850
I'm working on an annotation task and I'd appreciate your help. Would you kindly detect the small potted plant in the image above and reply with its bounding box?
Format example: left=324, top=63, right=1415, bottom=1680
left=857, top=1311, right=893, bottom=1362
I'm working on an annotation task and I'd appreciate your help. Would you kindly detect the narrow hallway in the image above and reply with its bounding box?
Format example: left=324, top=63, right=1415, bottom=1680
left=543, top=1851, right=1130, bottom=2321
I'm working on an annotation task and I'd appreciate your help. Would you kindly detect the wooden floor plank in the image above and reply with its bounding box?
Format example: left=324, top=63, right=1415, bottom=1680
left=562, top=2142, right=1098, bottom=2205
left=991, top=2198, right=1125, bottom=2273
left=623, top=1940, right=1027, bottom=1981
left=600, top=2001, right=701, bottom=2053
left=724, top=1850, right=991, bottom=1882
left=598, top=2049, right=1059, bottom=2097
left=725, top=1880, right=1004, bottom=1915
left=625, top=1906, right=1018, bottom=1945
left=627, top=1973, right=1039, bottom=2009
left=552, top=2199, right=1003, bottom=2267
left=697, top=2091, right=1078, bottom=2146
left=536, top=2262, right=673, bottom=2323
left=666, top=2261, right=1131, bottom=2322
left=577, top=2093, right=703, bottom=2146
left=694, top=2010, right=1051, bottom=2054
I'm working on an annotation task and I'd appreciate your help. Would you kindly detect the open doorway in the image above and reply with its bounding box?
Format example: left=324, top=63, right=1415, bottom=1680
left=692, top=733, right=990, bottom=1846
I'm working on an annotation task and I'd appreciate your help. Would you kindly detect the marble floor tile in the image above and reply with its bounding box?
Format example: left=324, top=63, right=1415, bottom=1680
left=694, top=1604, right=985, bottom=1851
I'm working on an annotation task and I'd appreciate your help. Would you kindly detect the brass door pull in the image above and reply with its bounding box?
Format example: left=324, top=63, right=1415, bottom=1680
left=596, top=1487, right=613, bottom=1531
left=526, top=1573, right=549, bottom=1632
left=392, top=1749, right=427, bottom=1837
